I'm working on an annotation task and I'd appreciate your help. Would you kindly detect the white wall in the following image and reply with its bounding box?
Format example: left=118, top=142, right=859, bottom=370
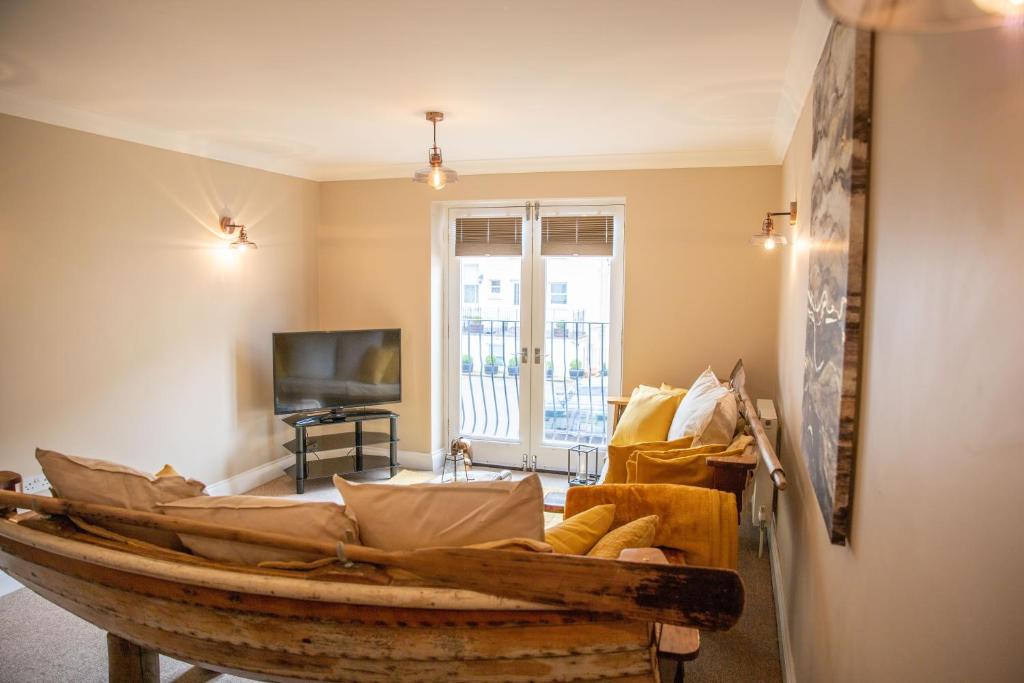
left=0, top=114, right=320, bottom=486
left=775, top=25, right=1024, bottom=681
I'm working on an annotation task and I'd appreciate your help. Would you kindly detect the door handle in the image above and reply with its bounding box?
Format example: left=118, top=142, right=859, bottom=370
left=521, top=347, right=529, bottom=364
left=534, top=347, right=541, bottom=364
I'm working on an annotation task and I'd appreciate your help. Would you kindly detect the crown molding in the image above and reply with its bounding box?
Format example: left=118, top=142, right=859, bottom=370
left=770, top=0, right=834, bottom=159
left=314, top=147, right=780, bottom=182
left=0, top=89, right=320, bottom=180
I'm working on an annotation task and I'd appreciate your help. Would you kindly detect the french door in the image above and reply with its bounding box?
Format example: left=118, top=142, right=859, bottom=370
left=447, top=202, right=624, bottom=471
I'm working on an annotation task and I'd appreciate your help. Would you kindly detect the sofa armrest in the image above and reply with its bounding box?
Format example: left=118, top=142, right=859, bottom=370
left=607, top=395, right=631, bottom=432
left=706, top=445, right=757, bottom=522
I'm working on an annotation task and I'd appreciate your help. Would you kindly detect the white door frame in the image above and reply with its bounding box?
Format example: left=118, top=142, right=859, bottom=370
left=529, top=202, right=625, bottom=470
left=445, top=204, right=533, bottom=467
left=440, top=198, right=625, bottom=471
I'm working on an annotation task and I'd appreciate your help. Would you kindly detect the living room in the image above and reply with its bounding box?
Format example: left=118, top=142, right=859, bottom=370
left=1, top=2, right=1022, bottom=682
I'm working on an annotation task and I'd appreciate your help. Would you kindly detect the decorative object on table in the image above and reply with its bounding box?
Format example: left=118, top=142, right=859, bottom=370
left=412, top=111, right=458, bottom=190
left=802, top=22, right=873, bottom=546
left=441, top=437, right=473, bottom=482
left=821, top=0, right=1024, bottom=32
left=567, top=444, right=600, bottom=487
left=750, top=202, right=797, bottom=250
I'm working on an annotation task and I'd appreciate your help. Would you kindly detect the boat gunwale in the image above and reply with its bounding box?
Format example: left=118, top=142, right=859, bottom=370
left=0, top=518, right=563, bottom=613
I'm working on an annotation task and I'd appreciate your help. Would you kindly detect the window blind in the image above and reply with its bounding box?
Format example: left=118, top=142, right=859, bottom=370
left=454, top=216, right=523, bottom=256
left=540, top=215, right=615, bottom=256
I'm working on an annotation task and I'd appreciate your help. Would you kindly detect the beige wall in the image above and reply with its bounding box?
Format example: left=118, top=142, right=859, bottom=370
left=0, top=114, right=320, bottom=486
left=775, top=28, right=1024, bottom=681
left=320, top=166, right=782, bottom=455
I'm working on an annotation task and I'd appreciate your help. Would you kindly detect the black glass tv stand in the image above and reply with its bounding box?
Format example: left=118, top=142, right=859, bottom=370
left=281, top=408, right=399, bottom=494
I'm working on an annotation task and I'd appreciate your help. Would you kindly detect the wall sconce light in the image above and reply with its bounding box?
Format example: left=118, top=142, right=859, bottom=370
left=751, top=201, right=797, bottom=251
left=821, top=0, right=1024, bottom=32
left=219, top=217, right=258, bottom=251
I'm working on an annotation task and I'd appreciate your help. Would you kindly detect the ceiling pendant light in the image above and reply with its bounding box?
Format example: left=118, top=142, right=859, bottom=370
left=821, top=0, right=1024, bottom=32
left=750, top=202, right=797, bottom=251
left=413, top=111, right=458, bottom=190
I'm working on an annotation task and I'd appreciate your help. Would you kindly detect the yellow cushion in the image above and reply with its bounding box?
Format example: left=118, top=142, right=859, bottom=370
left=566, top=485, right=738, bottom=569
left=357, top=346, right=398, bottom=384
left=660, top=383, right=687, bottom=394
left=633, top=453, right=715, bottom=487
left=154, top=464, right=182, bottom=478
left=587, top=515, right=659, bottom=559
left=609, top=386, right=686, bottom=449
left=545, top=504, right=616, bottom=554
left=605, top=436, right=694, bottom=484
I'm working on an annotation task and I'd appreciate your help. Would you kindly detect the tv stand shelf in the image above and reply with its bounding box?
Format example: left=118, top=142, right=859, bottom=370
left=281, top=409, right=399, bottom=494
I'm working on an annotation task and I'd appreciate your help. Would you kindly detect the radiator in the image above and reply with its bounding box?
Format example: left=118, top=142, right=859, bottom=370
left=750, top=398, right=780, bottom=527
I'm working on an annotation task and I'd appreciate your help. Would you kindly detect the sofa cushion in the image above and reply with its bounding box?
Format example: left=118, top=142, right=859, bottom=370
left=545, top=503, right=616, bottom=554
left=667, top=367, right=738, bottom=446
left=160, top=495, right=358, bottom=565
left=565, top=483, right=738, bottom=569
left=36, top=448, right=206, bottom=549
left=587, top=515, right=659, bottom=559
left=333, top=473, right=545, bottom=551
left=604, top=436, right=695, bottom=484
left=623, top=441, right=748, bottom=485
left=609, top=385, right=686, bottom=447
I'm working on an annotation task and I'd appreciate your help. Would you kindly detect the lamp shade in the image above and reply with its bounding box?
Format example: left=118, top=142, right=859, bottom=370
left=821, top=0, right=1024, bottom=32
left=750, top=233, right=789, bottom=250
left=414, top=164, right=459, bottom=190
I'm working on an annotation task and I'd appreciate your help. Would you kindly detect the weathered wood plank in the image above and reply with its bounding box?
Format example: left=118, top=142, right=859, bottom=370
left=107, top=632, right=159, bottom=683
left=43, top=588, right=657, bottom=682
left=0, top=491, right=744, bottom=629
left=19, top=559, right=652, bottom=661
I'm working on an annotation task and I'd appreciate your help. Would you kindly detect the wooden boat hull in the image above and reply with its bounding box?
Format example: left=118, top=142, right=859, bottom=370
left=0, top=521, right=659, bottom=682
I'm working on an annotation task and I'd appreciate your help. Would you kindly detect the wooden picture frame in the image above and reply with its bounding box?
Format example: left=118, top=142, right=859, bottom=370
left=802, top=23, right=873, bottom=545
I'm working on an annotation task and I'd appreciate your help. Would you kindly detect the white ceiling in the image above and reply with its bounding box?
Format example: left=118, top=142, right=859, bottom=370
left=0, top=0, right=831, bottom=180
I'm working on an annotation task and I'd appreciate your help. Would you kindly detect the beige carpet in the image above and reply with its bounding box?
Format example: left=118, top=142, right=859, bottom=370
left=0, top=468, right=782, bottom=682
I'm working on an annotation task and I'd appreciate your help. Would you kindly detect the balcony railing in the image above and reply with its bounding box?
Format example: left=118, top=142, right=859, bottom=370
left=458, top=319, right=609, bottom=446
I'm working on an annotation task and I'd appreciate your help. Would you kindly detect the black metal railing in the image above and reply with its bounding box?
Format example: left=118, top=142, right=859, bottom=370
left=458, top=319, right=609, bottom=446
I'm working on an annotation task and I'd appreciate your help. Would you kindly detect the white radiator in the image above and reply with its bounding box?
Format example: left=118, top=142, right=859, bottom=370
left=750, top=398, right=780, bottom=527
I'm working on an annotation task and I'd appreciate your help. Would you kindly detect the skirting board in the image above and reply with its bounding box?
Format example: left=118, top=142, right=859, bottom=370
left=205, top=448, right=445, bottom=496
left=770, top=517, right=797, bottom=683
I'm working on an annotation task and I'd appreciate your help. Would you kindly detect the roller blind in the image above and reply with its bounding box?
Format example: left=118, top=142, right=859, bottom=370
left=540, top=215, right=615, bottom=256
left=454, top=216, right=523, bottom=256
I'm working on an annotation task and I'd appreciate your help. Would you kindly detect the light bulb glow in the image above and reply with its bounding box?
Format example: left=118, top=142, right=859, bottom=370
left=764, top=237, right=776, bottom=250
left=974, top=0, right=1024, bottom=14
left=430, top=167, right=446, bottom=190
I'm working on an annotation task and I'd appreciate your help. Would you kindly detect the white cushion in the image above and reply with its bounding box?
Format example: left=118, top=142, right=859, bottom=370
left=333, top=473, right=545, bottom=551
left=36, top=448, right=206, bottom=548
left=666, top=367, right=739, bottom=446
left=160, top=495, right=358, bottom=565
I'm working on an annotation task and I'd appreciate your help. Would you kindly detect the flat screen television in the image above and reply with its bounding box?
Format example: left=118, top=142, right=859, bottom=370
left=273, top=329, right=401, bottom=415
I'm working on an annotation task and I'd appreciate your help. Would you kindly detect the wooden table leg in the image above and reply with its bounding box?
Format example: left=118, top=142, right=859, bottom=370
left=107, top=632, right=159, bottom=683
left=0, top=472, right=21, bottom=519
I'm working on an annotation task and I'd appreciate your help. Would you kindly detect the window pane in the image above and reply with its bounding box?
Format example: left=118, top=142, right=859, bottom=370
left=543, top=259, right=611, bottom=447
left=459, top=257, right=521, bottom=442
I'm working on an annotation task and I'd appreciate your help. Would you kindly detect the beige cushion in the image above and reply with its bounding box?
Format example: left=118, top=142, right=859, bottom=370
left=333, top=473, right=545, bottom=551
left=160, top=495, right=358, bottom=565
left=667, top=367, right=739, bottom=446
left=36, top=448, right=206, bottom=548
